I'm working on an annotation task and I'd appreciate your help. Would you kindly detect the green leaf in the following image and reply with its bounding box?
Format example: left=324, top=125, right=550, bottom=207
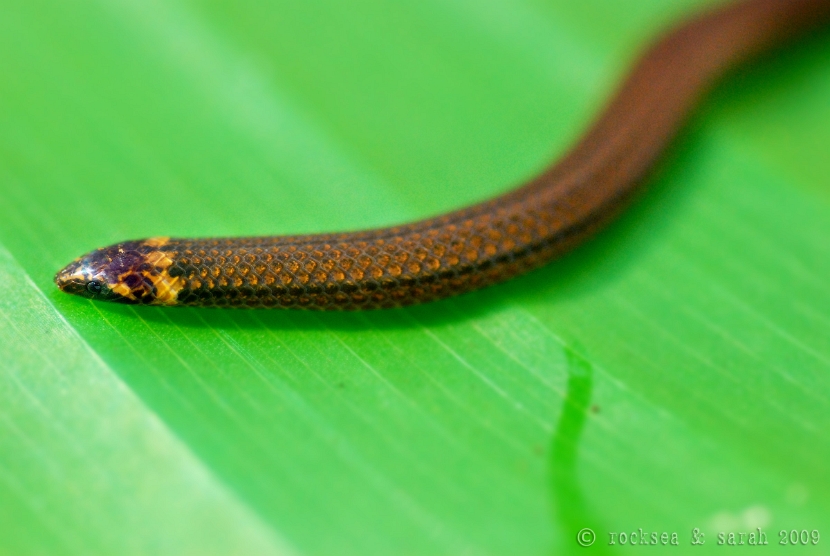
left=1, top=0, right=828, bottom=554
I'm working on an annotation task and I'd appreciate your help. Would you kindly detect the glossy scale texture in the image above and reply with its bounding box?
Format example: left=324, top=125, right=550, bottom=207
left=55, top=0, right=830, bottom=308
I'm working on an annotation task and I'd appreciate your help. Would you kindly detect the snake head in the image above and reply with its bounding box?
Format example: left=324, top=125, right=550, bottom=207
left=55, top=237, right=182, bottom=305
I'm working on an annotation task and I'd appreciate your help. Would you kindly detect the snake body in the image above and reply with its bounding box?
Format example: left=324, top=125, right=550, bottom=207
left=56, top=0, right=830, bottom=309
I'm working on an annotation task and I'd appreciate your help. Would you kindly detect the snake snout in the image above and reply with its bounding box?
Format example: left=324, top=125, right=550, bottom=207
left=54, top=250, right=119, bottom=301
left=55, top=261, right=87, bottom=294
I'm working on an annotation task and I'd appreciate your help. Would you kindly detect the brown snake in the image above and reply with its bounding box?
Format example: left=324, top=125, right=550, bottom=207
left=56, top=0, right=830, bottom=309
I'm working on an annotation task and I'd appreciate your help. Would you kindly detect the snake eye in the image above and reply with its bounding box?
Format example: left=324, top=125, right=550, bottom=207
left=87, top=280, right=103, bottom=294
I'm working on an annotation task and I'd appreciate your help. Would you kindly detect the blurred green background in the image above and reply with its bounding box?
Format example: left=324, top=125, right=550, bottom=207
left=1, top=0, right=829, bottom=554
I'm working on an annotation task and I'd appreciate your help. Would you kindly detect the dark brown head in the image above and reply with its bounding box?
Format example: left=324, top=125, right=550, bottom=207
left=55, top=237, right=182, bottom=305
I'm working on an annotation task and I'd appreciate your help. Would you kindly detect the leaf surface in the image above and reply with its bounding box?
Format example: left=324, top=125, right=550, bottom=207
left=1, top=0, right=829, bottom=553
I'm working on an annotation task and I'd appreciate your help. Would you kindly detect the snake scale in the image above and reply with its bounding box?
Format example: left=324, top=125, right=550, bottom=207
left=56, top=0, right=830, bottom=309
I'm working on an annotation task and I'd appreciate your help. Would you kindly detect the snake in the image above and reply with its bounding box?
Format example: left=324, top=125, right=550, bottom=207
left=55, top=0, right=830, bottom=309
